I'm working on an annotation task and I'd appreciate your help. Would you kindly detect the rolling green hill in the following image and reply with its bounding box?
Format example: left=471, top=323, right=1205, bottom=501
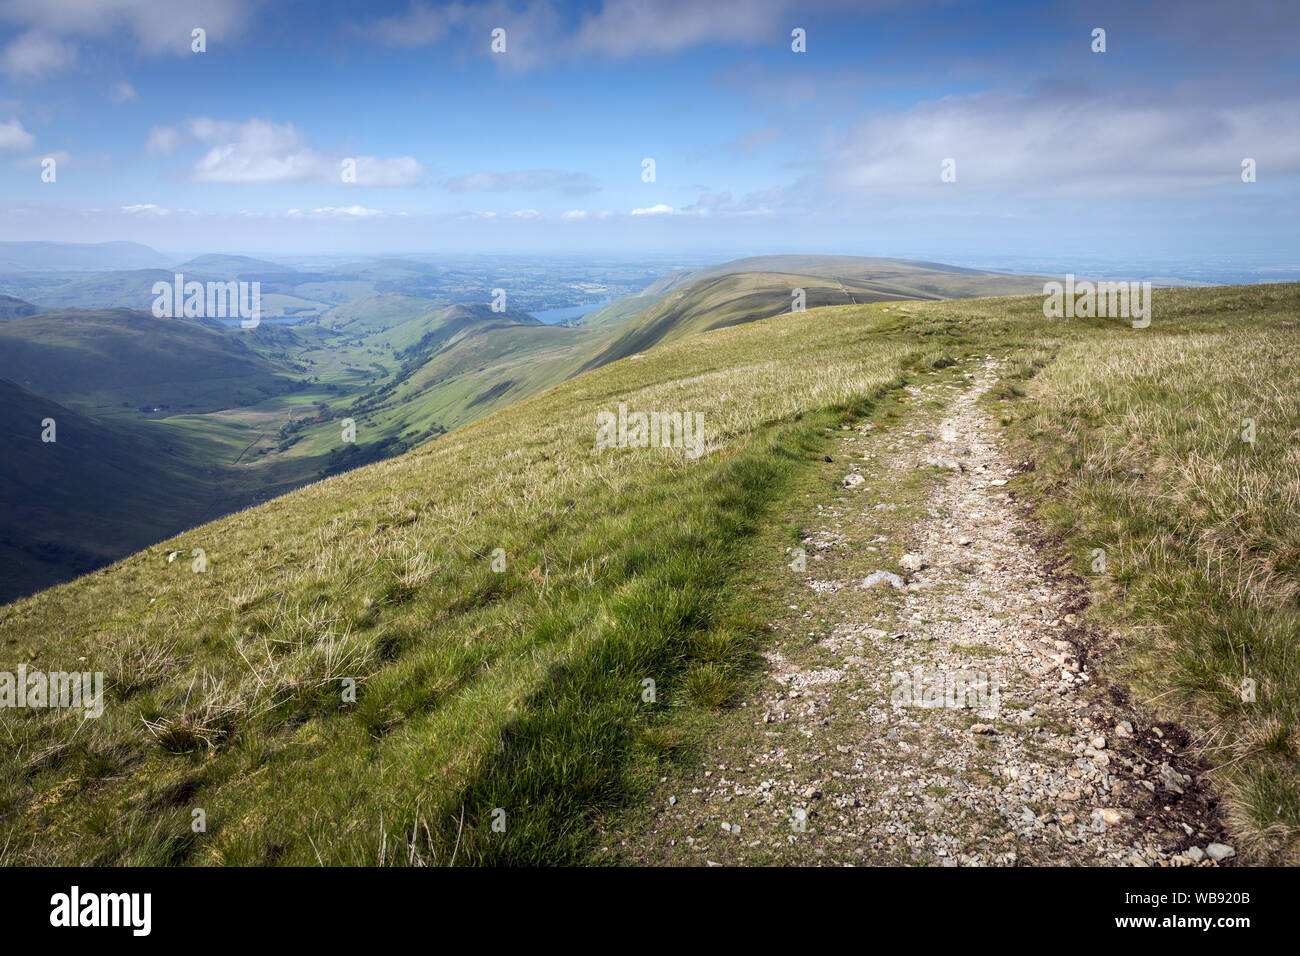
left=0, top=309, right=299, bottom=413
left=577, top=257, right=1046, bottom=370
left=289, top=302, right=593, bottom=455
left=0, top=293, right=37, bottom=319
left=0, top=257, right=1049, bottom=603
left=172, top=254, right=298, bottom=277
left=29, top=269, right=186, bottom=311
left=31, top=269, right=333, bottom=318
left=5, top=282, right=1297, bottom=866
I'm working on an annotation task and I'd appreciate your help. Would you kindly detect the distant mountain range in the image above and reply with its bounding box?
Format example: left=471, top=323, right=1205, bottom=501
left=0, top=241, right=171, bottom=273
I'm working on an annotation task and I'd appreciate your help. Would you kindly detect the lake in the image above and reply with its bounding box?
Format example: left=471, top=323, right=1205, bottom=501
left=528, top=299, right=611, bottom=325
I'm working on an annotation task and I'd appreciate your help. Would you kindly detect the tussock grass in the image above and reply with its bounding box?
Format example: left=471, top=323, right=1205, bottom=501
left=0, top=302, right=914, bottom=865
left=5, top=282, right=1298, bottom=864
left=990, top=285, right=1300, bottom=862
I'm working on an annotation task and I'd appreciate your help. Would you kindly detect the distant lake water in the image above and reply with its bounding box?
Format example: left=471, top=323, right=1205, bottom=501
left=528, top=299, right=610, bottom=325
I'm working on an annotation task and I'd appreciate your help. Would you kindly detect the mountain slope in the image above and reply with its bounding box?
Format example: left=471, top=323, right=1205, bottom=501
left=303, top=302, right=589, bottom=447
left=581, top=254, right=1044, bottom=331
left=0, top=288, right=927, bottom=865
left=0, top=378, right=220, bottom=601
left=1, top=283, right=1298, bottom=867
left=0, top=293, right=37, bottom=319
left=577, top=257, right=1046, bottom=370
left=0, top=309, right=297, bottom=412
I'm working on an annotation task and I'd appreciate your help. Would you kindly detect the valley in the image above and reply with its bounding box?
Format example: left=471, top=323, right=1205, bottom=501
left=0, top=250, right=1040, bottom=602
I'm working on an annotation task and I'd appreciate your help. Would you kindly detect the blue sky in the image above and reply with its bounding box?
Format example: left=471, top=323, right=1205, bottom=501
left=0, top=0, right=1296, bottom=264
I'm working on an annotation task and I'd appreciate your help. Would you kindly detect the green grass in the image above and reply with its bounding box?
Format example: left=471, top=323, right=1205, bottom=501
left=4, top=281, right=1299, bottom=865
left=0, top=300, right=916, bottom=865
left=988, top=285, right=1300, bottom=862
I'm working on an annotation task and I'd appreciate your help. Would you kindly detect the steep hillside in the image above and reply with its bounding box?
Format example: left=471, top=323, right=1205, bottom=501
left=0, top=309, right=299, bottom=412
left=0, top=378, right=218, bottom=601
left=0, top=289, right=925, bottom=865
left=0, top=293, right=37, bottom=319
left=300, top=302, right=592, bottom=450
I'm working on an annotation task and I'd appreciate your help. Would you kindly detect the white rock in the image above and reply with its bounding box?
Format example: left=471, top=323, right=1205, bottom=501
left=1206, top=843, right=1235, bottom=862
left=860, top=571, right=905, bottom=590
left=842, top=473, right=866, bottom=488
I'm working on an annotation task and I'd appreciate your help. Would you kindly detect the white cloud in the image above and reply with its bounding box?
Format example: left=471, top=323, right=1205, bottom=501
left=109, top=81, right=137, bottom=103
left=824, top=91, right=1300, bottom=199
left=0, top=0, right=251, bottom=56
left=0, top=118, right=35, bottom=151
left=367, top=2, right=469, bottom=47
left=442, top=168, right=598, bottom=194
left=145, top=124, right=184, bottom=155
left=364, top=0, right=561, bottom=69
left=574, top=0, right=790, bottom=57
left=311, top=206, right=385, bottom=218
left=561, top=209, right=588, bottom=219
left=630, top=203, right=675, bottom=216
left=365, top=0, right=900, bottom=67
left=0, top=31, right=76, bottom=79
left=146, top=118, right=424, bottom=185
left=121, top=203, right=170, bottom=216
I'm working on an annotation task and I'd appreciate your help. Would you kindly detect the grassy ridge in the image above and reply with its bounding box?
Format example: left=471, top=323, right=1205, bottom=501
left=0, top=302, right=914, bottom=865
left=990, top=285, right=1300, bottom=862
left=3, top=283, right=1298, bottom=864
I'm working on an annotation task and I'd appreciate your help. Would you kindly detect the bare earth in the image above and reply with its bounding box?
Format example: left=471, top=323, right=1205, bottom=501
left=610, top=358, right=1230, bottom=866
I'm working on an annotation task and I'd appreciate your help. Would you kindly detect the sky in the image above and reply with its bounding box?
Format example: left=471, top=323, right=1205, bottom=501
left=0, top=0, right=1297, bottom=264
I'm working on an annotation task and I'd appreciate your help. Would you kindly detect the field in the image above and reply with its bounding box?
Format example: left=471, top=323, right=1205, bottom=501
left=1, top=283, right=1297, bottom=864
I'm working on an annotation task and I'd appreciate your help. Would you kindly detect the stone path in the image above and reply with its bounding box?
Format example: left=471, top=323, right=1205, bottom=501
left=612, top=357, right=1229, bottom=866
